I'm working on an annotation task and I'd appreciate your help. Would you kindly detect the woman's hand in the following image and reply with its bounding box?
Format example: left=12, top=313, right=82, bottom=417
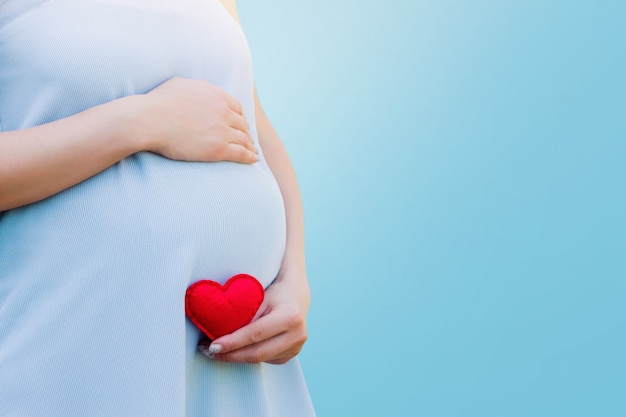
left=0, top=76, right=258, bottom=211
left=137, top=77, right=258, bottom=164
left=197, top=84, right=313, bottom=365
left=198, top=268, right=310, bottom=365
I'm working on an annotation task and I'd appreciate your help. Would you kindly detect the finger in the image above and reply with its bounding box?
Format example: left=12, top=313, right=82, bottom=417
left=217, top=322, right=307, bottom=364
left=228, top=129, right=257, bottom=153
left=222, top=143, right=258, bottom=164
left=214, top=331, right=297, bottom=364
left=228, top=112, right=252, bottom=140
left=212, top=312, right=288, bottom=354
left=224, top=94, right=244, bottom=116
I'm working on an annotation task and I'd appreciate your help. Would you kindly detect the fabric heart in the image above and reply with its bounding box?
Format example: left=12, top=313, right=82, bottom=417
left=185, top=274, right=264, bottom=340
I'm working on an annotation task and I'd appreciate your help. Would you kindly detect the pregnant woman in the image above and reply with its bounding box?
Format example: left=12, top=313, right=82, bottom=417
left=0, top=0, right=315, bottom=416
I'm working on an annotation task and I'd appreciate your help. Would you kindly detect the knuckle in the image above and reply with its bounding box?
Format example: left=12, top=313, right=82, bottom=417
left=235, top=130, right=247, bottom=143
left=212, top=84, right=225, bottom=95
left=206, top=140, right=225, bottom=158
left=216, top=90, right=230, bottom=104
left=285, top=310, right=305, bottom=329
left=295, top=330, right=308, bottom=346
left=249, top=327, right=265, bottom=344
left=239, top=147, right=250, bottom=162
left=220, top=100, right=233, bottom=116
left=218, top=105, right=231, bottom=119
left=246, top=351, right=265, bottom=364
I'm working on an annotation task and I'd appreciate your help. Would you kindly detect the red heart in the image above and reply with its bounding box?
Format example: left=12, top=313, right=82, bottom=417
left=185, top=274, right=265, bottom=340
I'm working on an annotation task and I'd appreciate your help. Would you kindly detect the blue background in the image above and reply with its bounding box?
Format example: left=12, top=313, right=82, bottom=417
left=240, top=1, right=625, bottom=416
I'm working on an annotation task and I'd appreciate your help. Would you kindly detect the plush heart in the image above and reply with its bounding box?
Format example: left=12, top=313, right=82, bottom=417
left=185, top=274, right=265, bottom=340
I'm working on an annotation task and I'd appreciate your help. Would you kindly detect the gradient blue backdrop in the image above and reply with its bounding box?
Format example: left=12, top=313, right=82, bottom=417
left=239, top=1, right=625, bottom=416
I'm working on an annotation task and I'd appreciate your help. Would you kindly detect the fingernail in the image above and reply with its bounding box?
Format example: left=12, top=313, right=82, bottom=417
left=198, top=343, right=222, bottom=359
left=209, top=344, right=222, bottom=355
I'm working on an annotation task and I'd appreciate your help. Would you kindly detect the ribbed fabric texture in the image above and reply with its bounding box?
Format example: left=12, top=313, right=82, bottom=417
left=0, top=1, right=315, bottom=416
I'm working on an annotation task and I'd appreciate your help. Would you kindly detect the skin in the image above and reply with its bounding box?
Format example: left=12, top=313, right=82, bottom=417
left=0, top=78, right=258, bottom=211
left=0, top=0, right=310, bottom=364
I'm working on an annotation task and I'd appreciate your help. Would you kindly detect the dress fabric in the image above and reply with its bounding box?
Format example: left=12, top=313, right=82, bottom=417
left=0, top=1, right=315, bottom=416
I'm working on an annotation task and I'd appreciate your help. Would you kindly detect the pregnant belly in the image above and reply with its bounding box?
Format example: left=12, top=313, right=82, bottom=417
left=0, top=153, right=286, bottom=411
left=0, top=152, right=287, bottom=289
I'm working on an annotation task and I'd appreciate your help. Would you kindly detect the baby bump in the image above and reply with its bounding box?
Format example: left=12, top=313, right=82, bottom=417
left=0, top=153, right=289, bottom=416
left=127, top=152, right=287, bottom=286
left=0, top=152, right=287, bottom=290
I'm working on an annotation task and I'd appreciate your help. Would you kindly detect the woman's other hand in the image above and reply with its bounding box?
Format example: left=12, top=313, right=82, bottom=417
left=198, top=268, right=310, bottom=365
left=137, top=77, right=258, bottom=164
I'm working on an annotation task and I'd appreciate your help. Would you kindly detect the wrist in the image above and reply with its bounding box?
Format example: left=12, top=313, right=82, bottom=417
left=112, top=94, right=158, bottom=155
left=274, top=259, right=310, bottom=304
left=277, top=250, right=306, bottom=280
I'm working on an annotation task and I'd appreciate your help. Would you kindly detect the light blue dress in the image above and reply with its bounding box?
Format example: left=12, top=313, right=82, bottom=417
left=0, top=1, right=316, bottom=416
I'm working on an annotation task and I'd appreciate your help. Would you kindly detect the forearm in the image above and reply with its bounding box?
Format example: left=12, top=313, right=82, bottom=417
left=0, top=96, right=146, bottom=211
left=254, top=90, right=309, bottom=292
left=0, top=77, right=256, bottom=212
